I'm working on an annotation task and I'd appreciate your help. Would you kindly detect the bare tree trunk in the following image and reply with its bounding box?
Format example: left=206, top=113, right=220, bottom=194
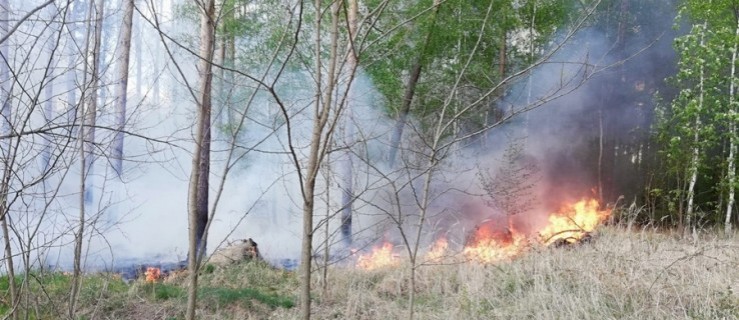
left=71, top=0, right=104, bottom=316
left=42, top=5, right=56, bottom=173
left=112, top=0, right=134, bottom=177
left=83, top=0, right=103, bottom=204
left=153, top=0, right=162, bottom=104
left=408, top=158, right=436, bottom=320
left=339, top=152, right=353, bottom=245
left=300, top=2, right=340, bottom=319
left=598, top=108, right=604, bottom=204
left=135, top=7, right=142, bottom=99
left=0, top=0, right=7, bottom=128
left=320, top=152, right=332, bottom=297
left=0, top=4, right=16, bottom=316
left=0, top=213, right=15, bottom=320
left=225, top=2, right=235, bottom=125
left=216, top=0, right=233, bottom=129
left=387, top=1, right=441, bottom=167
left=0, top=0, right=9, bottom=150
left=686, top=22, right=707, bottom=234
left=0, top=14, right=21, bottom=308
left=339, top=0, right=358, bottom=247
left=66, top=34, right=78, bottom=127
left=216, top=14, right=226, bottom=129
left=725, top=16, right=739, bottom=234
left=0, top=15, right=17, bottom=304
left=0, top=159, right=15, bottom=320
left=186, top=0, right=215, bottom=319
left=387, top=59, right=422, bottom=167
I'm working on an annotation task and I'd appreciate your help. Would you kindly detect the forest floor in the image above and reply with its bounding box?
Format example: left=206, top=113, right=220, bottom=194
left=1, top=226, right=738, bottom=319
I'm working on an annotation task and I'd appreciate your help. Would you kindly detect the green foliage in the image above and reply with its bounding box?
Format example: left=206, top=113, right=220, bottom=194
left=0, top=261, right=298, bottom=318
left=654, top=0, right=739, bottom=227
left=143, top=282, right=185, bottom=301
left=479, top=135, right=541, bottom=215
left=0, top=272, right=132, bottom=319
left=361, top=0, right=571, bottom=137
left=199, top=287, right=295, bottom=309
left=203, top=263, right=216, bottom=274
left=196, top=260, right=297, bottom=310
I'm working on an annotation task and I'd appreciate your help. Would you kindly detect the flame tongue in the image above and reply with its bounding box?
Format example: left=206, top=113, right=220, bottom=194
left=355, top=242, right=399, bottom=270
left=353, top=198, right=610, bottom=269
left=462, top=219, right=525, bottom=263
left=539, top=198, right=610, bottom=245
left=144, top=267, right=161, bottom=282
left=463, top=232, right=526, bottom=263
left=425, top=237, right=449, bottom=263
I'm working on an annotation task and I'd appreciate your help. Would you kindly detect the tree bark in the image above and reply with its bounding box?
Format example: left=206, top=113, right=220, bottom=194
left=339, top=0, right=358, bottom=247
left=112, top=0, right=134, bottom=177
left=0, top=4, right=15, bottom=305
left=135, top=6, right=142, bottom=98
left=388, top=0, right=442, bottom=167
left=0, top=0, right=9, bottom=137
left=65, top=26, right=78, bottom=128
left=0, top=9, right=13, bottom=307
left=153, top=0, right=162, bottom=104
left=83, top=0, right=104, bottom=204
left=186, top=0, right=215, bottom=319
left=71, top=0, right=104, bottom=316
left=725, top=16, right=739, bottom=234
left=0, top=1, right=16, bottom=299
left=685, top=22, right=707, bottom=233
left=300, top=1, right=340, bottom=318
left=216, top=12, right=226, bottom=129
left=42, top=5, right=56, bottom=173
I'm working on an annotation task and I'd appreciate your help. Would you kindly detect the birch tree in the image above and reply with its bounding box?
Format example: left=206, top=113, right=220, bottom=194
left=657, top=0, right=736, bottom=231
left=725, top=14, right=738, bottom=233
left=684, top=20, right=706, bottom=233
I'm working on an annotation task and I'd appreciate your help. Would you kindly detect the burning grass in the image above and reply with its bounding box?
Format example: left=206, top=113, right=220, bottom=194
left=354, top=198, right=610, bottom=268
left=302, top=227, right=739, bottom=320
left=0, top=227, right=736, bottom=319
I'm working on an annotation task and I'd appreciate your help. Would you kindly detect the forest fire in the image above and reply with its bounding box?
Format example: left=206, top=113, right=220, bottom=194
left=355, top=242, right=399, bottom=270
left=463, top=225, right=528, bottom=263
left=354, top=198, right=610, bottom=269
left=538, top=198, right=611, bottom=245
left=144, top=267, right=161, bottom=283
left=424, top=237, right=449, bottom=263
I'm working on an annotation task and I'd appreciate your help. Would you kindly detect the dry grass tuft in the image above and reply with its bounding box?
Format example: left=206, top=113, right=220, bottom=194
left=5, top=228, right=734, bottom=319
left=277, top=227, right=739, bottom=319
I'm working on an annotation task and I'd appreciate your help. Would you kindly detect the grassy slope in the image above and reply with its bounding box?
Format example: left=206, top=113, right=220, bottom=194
left=1, top=227, right=737, bottom=319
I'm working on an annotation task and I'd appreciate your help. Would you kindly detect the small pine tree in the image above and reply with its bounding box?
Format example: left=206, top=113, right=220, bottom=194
left=479, top=136, right=541, bottom=216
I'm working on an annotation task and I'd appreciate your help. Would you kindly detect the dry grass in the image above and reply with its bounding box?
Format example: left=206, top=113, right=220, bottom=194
left=274, top=227, right=739, bottom=320
left=4, top=227, right=735, bottom=319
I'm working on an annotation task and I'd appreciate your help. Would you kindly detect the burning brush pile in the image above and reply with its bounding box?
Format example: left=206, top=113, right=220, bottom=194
left=353, top=198, right=610, bottom=270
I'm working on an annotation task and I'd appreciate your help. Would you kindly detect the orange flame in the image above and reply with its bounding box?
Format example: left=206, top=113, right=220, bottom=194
left=355, top=242, right=399, bottom=270
left=424, top=237, right=449, bottom=263
left=539, top=198, right=610, bottom=245
left=353, top=197, right=610, bottom=270
left=462, top=220, right=526, bottom=263
left=144, top=267, right=161, bottom=283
